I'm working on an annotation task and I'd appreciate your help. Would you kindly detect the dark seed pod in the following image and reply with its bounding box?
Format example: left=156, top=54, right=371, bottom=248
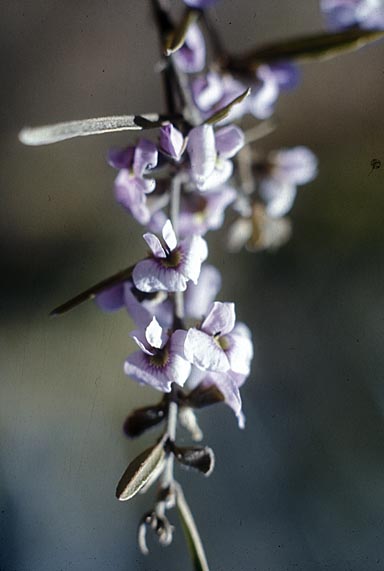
left=172, top=445, right=215, bottom=476
left=123, top=404, right=167, bottom=438
left=186, top=382, right=224, bottom=409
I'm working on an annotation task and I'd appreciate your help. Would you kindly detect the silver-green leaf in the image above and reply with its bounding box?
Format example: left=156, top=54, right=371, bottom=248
left=176, top=484, right=210, bottom=571
left=228, top=28, right=384, bottom=71
left=19, top=113, right=169, bottom=146
left=116, top=437, right=166, bottom=502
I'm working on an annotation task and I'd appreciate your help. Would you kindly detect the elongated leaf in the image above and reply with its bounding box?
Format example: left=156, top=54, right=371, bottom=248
left=19, top=113, right=174, bottom=146
left=228, top=28, right=384, bottom=71
left=50, top=266, right=133, bottom=316
left=205, top=88, right=250, bottom=125
left=116, top=437, right=166, bottom=501
left=176, top=484, right=210, bottom=571
left=165, top=8, right=200, bottom=55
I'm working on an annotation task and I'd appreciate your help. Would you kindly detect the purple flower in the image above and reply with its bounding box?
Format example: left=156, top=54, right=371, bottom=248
left=321, top=0, right=384, bottom=30
left=109, top=139, right=158, bottom=225
left=187, top=124, right=244, bottom=191
left=159, top=124, right=185, bottom=161
left=227, top=205, right=292, bottom=252
left=132, top=219, right=208, bottom=292
left=125, top=317, right=191, bottom=392
left=183, top=302, right=254, bottom=375
left=173, top=23, right=206, bottom=74
left=183, top=0, right=219, bottom=7
left=192, top=64, right=298, bottom=123
left=259, top=147, right=318, bottom=218
left=178, top=185, right=236, bottom=237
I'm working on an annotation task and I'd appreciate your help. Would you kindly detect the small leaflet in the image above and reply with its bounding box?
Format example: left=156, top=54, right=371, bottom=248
left=116, top=436, right=166, bottom=501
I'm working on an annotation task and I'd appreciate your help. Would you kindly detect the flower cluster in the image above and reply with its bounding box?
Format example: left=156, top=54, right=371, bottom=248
left=19, top=0, right=384, bottom=569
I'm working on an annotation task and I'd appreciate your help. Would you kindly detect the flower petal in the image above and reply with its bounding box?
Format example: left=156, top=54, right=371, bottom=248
left=201, top=302, right=235, bottom=336
left=207, top=372, right=245, bottom=428
left=173, top=23, right=206, bottom=74
left=224, top=324, right=254, bottom=376
left=198, top=159, right=233, bottom=191
left=114, top=170, right=150, bottom=225
left=184, top=328, right=230, bottom=372
left=133, top=259, right=188, bottom=293
left=143, top=232, right=166, bottom=258
left=160, top=124, right=184, bottom=160
left=107, top=146, right=134, bottom=169
left=184, top=264, right=222, bottom=320
left=271, top=147, right=318, bottom=185
left=179, top=235, right=208, bottom=284
left=133, top=139, right=158, bottom=177
left=131, top=335, right=155, bottom=356
left=260, top=179, right=297, bottom=218
left=165, top=352, right=192, bottom=387
left=145, top=317, right=164, bottom=350
left=162, top=219, right=177, bottom=252
left=187, top=124, right=216, bottom=186
left=124, top=351, right=173, bottom=392
left=214, top=125, right=245, bottom=159
left=95, top=284, right=125, bottom=311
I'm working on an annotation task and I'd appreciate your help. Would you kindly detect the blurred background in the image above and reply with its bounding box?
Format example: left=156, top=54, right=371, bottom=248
left=2, top=1, right=384, bottom=569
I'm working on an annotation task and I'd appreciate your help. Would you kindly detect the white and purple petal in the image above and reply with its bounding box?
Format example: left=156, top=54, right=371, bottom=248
left=107, top=146, right=134, bottom=169
left=187, top=124, right=217, bottom=187
left=173, top=23, right=206, bottom=73
left=224, top=323, right=254, bottom=376
left=214, top=125, right=245, bottom=160
left=271, top=147, right=318, bottom=185
left=260, top=179, right=297, bottom=218
left=184, top=328, right=230, bottom=372
left=96, top=284, right=125, bottom=312
left=179, top=234, right=208, bottom=284
left=160, top=124, right=184, bottom=161
left=133, top=259, right=188, bottom=293
left=145, top=317, right=165, bottom=350
left=143, top=232, right=166, bottom=258
left=114, top=170, right=151, bottom=225
left=184, top=264, right=222, bottom=320
left=162, top=219, right=178, bottom=252
left=201, top=301, right=236, bottom=336
left=133, top=138, right=158, bottom=177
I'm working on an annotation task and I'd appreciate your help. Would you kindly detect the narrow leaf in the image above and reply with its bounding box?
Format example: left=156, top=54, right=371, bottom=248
left=116, top=437, right=166, bottom=501
left=50, top=266, right=133, bottom=316
left=176, top=484, right=210, bottom=571
left=228, top=28, right=384, bottom=71
left=19, top=113, right=174, bottom=146
left=165, top=9, right=200, bottom=55
left=205, top=88, right=250, bottom=125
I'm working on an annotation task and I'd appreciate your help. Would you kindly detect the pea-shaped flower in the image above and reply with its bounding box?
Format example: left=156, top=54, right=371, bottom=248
left=125, top=317, right=191, bottom=392
left=183, top=302, right=253, bottom=375
left=109, top=139, right=158, bottom=225
left=187, top=124, right=244, bottom=191
left=132, top=219, right=208, bottom=293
